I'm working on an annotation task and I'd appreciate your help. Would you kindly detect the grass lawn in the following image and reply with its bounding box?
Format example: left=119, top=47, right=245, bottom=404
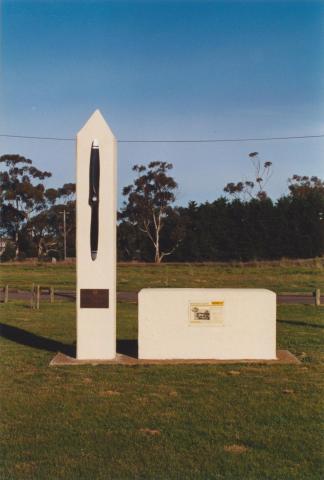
left=0, top=298, right=323, bottom=479
left=1, top=258, right=323, bottom=293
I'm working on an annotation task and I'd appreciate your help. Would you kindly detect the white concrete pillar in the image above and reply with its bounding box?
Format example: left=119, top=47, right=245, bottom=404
left=76, top=110, right=116, bottom=359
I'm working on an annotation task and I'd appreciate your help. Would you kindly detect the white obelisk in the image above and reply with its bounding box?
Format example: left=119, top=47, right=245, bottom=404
left=76, top=110, right=116, bottom=359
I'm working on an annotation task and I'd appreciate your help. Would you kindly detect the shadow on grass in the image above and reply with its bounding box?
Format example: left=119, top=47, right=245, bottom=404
left=0, top=322, right=76, bottom=356
left=277, top=319, right=324, bottom=329
left=117, top=339, right=138, bottom=358
left=0, top=322, right=138, bottom=359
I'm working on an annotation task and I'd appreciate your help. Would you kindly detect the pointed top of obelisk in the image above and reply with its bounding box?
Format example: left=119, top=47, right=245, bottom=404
left=77, top=109, right=116, bottom=141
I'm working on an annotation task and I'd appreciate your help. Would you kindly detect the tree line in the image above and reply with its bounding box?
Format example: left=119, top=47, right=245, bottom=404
left=0, top=154, right=75, bottom=260
left=1, top=153, right=323, bottom=262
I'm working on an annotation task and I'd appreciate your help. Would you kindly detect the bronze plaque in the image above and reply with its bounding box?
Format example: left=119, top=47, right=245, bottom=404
left=80, top=289, right=109, bottom=308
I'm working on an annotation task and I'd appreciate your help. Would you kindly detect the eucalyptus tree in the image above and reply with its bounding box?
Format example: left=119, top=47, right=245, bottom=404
left=0, top=154, right=52, bottom=257
left=120, top=161, right=179, bottom=263
left=224, top=152, right=272, bottom=201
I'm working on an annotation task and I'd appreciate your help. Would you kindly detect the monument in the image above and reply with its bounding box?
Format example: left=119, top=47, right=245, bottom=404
left=49, top=110, right=297, bottom=367
left=76, top=110, right=117, bottom=360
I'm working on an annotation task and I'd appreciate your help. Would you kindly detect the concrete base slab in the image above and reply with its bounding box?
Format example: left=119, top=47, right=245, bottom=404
left=50, top=349, right=300, bottom=366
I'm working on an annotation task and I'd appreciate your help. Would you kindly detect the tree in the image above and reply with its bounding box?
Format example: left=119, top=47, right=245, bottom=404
left=276, top=174, right=324, bottom=258
left=117, top=221, right=152, bottom=261
left=119, top=161, right=179, bottom=263
left=0, top=154, right=52, bottom=257
left=287, top=175, right=324, bottom=198
left=26, top=199, right=76, bottom=259
left=224, top=152, right=272, bottom=201
left=0, top=154, right=77, bottom=260
left=25, top=184, right=76, bottom=259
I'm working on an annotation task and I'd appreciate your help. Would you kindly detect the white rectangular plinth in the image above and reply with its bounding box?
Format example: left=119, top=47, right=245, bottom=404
left=139, top=289, right=276, bottom=360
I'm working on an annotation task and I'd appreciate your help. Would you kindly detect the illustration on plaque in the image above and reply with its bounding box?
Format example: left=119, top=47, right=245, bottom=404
left=189, top=301, right=224, bottom=326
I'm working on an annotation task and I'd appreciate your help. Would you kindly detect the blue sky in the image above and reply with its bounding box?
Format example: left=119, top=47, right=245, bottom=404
left=1, top=0, right=323, bottom=206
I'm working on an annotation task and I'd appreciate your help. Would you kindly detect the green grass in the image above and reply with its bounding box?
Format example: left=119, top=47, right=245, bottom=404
left=1, top=258, right=323, bottom=293
left=1, top=298, right=323, bottom=479
left=0, top=263, right=76, bottom=290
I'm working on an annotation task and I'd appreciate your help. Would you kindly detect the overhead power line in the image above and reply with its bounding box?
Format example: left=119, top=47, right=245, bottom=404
left=119, top=134, right=324, bottom=143
left=0, top=134, right=74, bottom=142
left=0, top=133, right=323, bottom=143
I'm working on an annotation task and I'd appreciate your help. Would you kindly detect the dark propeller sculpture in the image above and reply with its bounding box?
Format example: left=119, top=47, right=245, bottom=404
left=89, top=139, right=100, bottom=260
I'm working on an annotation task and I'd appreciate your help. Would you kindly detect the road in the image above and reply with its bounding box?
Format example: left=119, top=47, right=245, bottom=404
left=1, top=290, right=323, bottom=305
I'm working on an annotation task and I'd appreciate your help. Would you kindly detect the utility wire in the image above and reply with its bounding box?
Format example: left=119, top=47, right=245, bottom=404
left=0, top=134, right=74, bottom=142
left=0, top=133, right=324, bottom=143
left=119, top=134, right=324, bottom=143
